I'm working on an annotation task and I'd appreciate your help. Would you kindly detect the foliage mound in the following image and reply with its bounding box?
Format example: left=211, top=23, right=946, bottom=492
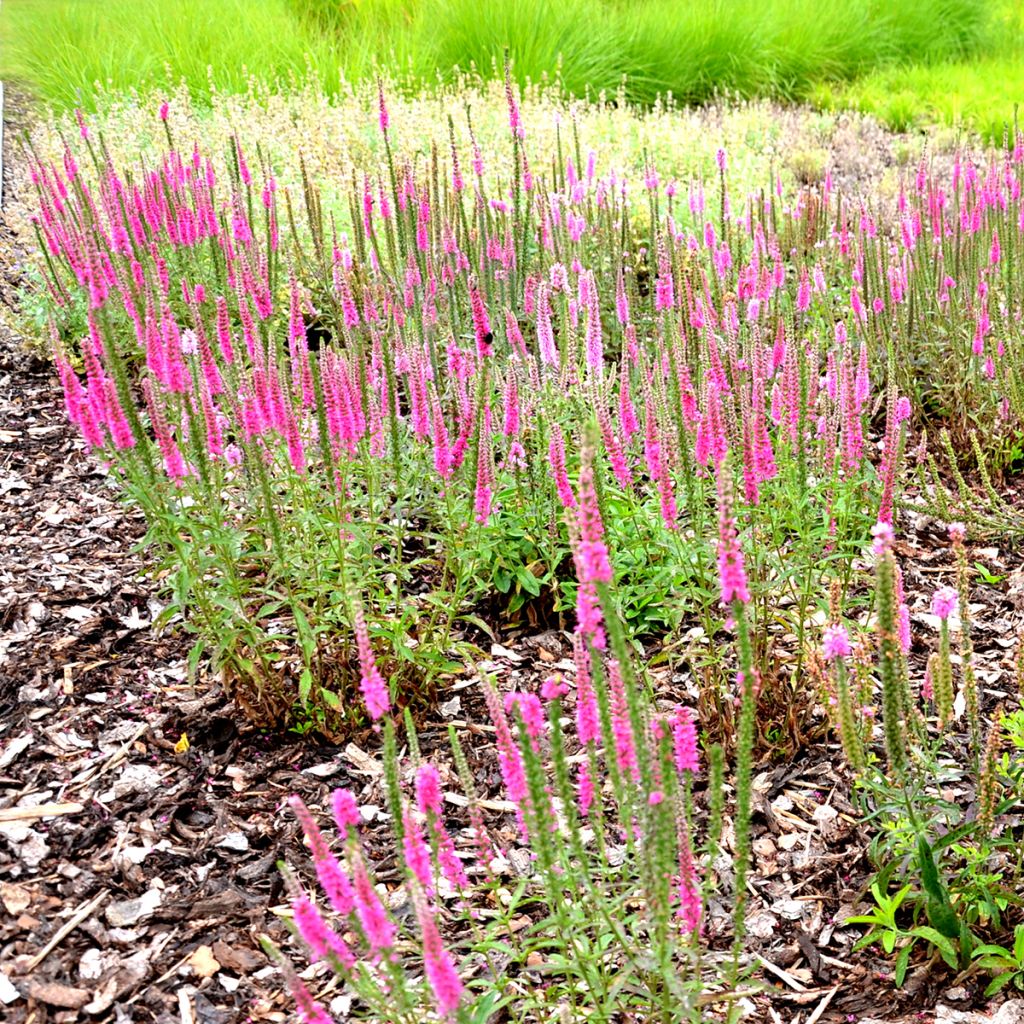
left=1, top=0, right=994, bottom=113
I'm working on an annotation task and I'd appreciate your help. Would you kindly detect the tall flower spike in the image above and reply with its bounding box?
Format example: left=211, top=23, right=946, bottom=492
left=352, top=599, right=390, bottom=721
left=376, top=78, right=389, bottom=135
left=716, top=471, right=750, bottom=607
left=288, top=795, right=356, bottom=917
left=672, top=707, right=700, bottom=775
left=350, top=852, right=395, bottom=953
left=415, top=889, right=463, bottom=1017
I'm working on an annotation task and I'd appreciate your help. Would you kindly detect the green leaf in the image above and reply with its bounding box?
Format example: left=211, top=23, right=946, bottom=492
left=984, top=972, right=1019, bottom=997
left=187, top=638, right=206, bottom=680
left=292, top=604, right=316, bottom=660
left=895, top=944, right=912, bottom=987
left=459, top=614, right=496, bottom=641
left=917, top=836, right=961, bottom=939
left=972, top=944, right=1014, bottom=959
left=909, top=927, right=957, bottom=962
left=515, top=566, right=542, bottom=596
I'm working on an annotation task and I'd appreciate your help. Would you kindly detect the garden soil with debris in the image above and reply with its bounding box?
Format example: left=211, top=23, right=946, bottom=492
left=1, top=95, right=1023, bottom=1024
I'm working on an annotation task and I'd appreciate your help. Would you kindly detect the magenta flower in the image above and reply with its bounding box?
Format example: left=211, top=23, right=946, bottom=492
left=716, top=476, right=750, bottom=606
left=575, top=462, right=612, bottom=585
left=282, top=965, right=335, bottom=1024
left=402, top=810, right=434, bottom=892
left=608, top=659, right=639, bottom=783
left=415, top=764, right=444, bottom=816
left=822, top=624, right=852, bottom=661
left=540, top=674, right=569, bottom=700
left=469, top=282, right=492, bottom=357
left=672, top=707, right=700, bottom=775
left=352, top=601, right=390, bottom=721
left=505, top=692, right=545, bottom=745
left=288, top=796, right=356, bottom=917
left=483, top=683, right=529, bottom=837
left=931, top=586, right=958, bottom=621
left=331, top=789, right=360, bottom=833
left=549, top=424, right=576, bottom=509
left=577, top=761, right=595, bottom=817
left=416, top=895, right=463, bottom=1017
left=351, top=854, right=395, bottom=952
left=574, top=636, right=599, bottom=745
left=292, top=895, right=355, bottom=968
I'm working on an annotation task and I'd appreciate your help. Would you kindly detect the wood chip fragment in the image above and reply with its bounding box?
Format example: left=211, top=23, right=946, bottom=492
left=0, top=801, right=84, bottom=823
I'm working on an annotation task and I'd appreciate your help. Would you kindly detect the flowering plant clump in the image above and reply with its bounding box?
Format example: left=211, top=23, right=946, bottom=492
left=41, top=72, right=1024, bottom=729
left=38, top=83, right=1024, bottom=728
left=268, top=451, right=750, bottom=1021
left=819, top=523, right=1023, bottom=990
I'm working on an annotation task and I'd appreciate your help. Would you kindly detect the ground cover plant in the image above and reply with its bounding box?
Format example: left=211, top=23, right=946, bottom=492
left=18, top=68, right=1024, bottom=1018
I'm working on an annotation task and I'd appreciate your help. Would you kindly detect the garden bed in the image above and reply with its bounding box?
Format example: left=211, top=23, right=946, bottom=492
left=2, top=76, right=1024, bottom=1024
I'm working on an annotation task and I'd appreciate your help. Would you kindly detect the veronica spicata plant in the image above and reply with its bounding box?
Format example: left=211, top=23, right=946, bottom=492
left=267, top=439, right=765, bottom=1022
left=29, top=73, right=1024, bottom=735
left=819, top=521, right=1024, bottom=989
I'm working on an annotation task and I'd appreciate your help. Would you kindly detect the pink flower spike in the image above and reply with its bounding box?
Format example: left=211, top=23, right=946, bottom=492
left=332, top=789, right=360, bottom=833
left=352, top=600, right=390, bottom=721
left=672, top=707, right=700, bottom=775
left=415, top=764, right=444, bottom=816
left=716, top=475, right=750, bottom=606
left=821, top=624, right=852, bottom=661
left=415, top=893, right=463, bottom=1017
left=540, top=675, right=569, bottom=701
left=351, top=855, right=395, bottom=952
left=292, top=895, right=356, bottom=968
left=871, top=521, right=895, bottom=557
left=931, top=586, right=958, bottom=621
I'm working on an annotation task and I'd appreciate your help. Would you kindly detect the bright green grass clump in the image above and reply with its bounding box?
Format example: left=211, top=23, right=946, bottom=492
left=0, top=0, right=995, bottom=112
left=814, top=1, right=1024, bottom=140
left=0, top=0, right=345, bottom=107
left=816, top=57, right=1024, bottom=143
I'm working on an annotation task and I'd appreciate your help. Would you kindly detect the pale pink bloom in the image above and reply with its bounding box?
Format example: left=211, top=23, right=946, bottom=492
left=931, top=586, right=958, bottom=620
left=822, top=624, right=852, bottom=661
left=871, top=521, right=894, bottom=556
